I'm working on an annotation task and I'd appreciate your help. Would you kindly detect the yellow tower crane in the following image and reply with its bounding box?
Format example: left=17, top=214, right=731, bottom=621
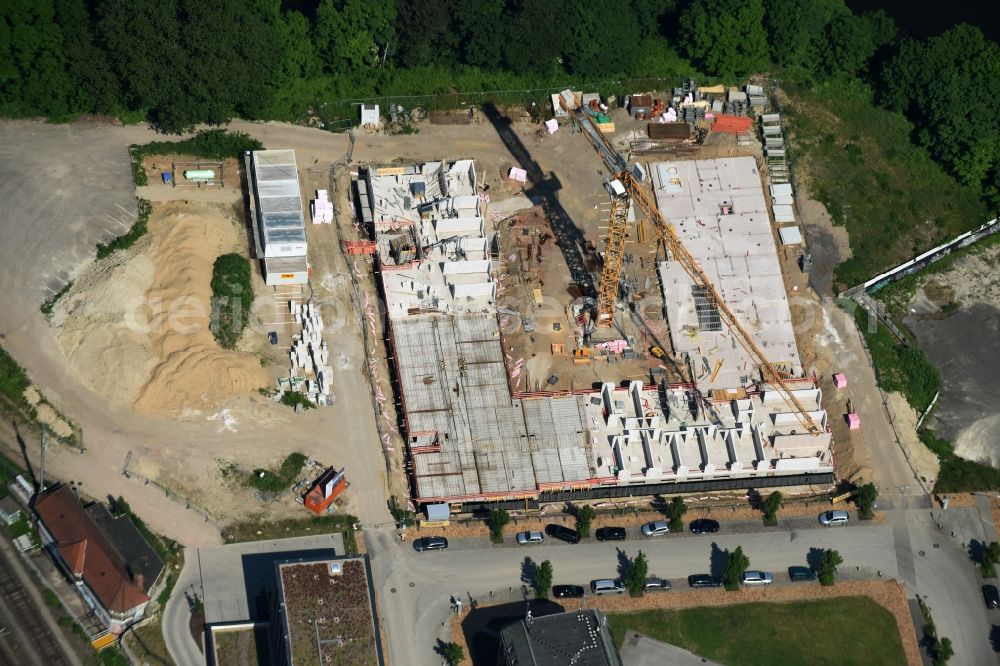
left=558, top=90, right=820, bottom=435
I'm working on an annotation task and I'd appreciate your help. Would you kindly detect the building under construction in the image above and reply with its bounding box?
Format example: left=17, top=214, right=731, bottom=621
left=357, top=158, right=833, bottom=511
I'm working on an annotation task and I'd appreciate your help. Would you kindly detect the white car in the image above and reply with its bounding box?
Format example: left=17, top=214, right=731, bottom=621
left=516, top=530, right=545, bottom=545
left=819, top=510, right=849, bottom=526
left=641, top=520, right=670, bottom=537
left=740, top=570, right=774, bottom=586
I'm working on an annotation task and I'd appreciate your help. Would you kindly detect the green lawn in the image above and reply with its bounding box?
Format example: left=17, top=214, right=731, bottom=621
left=609, top=597, right=906, bottom=666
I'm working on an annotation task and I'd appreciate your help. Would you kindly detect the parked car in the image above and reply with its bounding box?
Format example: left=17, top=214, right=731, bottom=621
left=552, top=584, right=585, bottom=599
left=983, top=584, right=1000, bottom=609
left=641, top=520, right=670, bottom=537
left=819, top=510, right=849, bottom=526
left=788, top=566, right=816, bottom=582
left=590, top=579, right=626, bottom=595
left=740, top=570, right=774, bottom=586
left=516, top=531, right=544, bottom=545
left=689, top=518, right=720, bottom=534
left=545, top=524, right=581, bottom=544
left=644, top=577, right=672, bottom=591
left=687, top=574, right=722, bottom=588
left=414, top=536, right=448, bottom=552
left=595, top=526, right=627, bottom=541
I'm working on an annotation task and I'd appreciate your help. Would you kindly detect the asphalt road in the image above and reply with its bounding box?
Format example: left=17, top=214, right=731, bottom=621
left=370, top=504, right=999, bottom=666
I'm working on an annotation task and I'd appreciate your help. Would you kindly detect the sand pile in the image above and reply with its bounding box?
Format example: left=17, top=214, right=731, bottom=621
left=54, top=202, right=268, bottom=413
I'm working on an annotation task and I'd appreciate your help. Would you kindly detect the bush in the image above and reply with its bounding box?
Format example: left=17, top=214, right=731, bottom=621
left=128, top=130, right=264, bottom=186
left=246, top=452, right=308, bottom=493
left=0, top=344, right=30, bottom=405
left=40, top=281, right=73, bottom=317
left=722, top=546, right=749, bottom=591
left=575, top=505, right=596, bottom=537
left=488, top=509, right=509, bottom=543
left=280, top=391, right=315, bottom=411
left=210, top=253, right=253, bottom=349
left=96, top=199, right=151, bottom=259
left=854, top=306, right=939, bottom=412
left=625, top=551, right=649, bottom=597
left=920, top=430, right=1000, bottom=493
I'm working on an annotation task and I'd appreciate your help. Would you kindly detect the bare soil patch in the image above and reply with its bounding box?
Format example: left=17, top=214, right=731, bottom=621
left=51, top=201, right=268, bottom=412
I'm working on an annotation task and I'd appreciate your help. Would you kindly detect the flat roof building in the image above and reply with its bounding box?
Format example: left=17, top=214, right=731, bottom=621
left=273, top=556, right=383, bottom=666
left=651, top=157, right=801, bottom=391
left=246, top=149, right=308, bottom=285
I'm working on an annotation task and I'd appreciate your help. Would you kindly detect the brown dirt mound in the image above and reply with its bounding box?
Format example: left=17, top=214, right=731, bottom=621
left=53, top=202, right=268, bottom=412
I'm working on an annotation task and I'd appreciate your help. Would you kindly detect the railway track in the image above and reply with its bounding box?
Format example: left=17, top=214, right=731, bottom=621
left=0, top=546, right=77, bottom=666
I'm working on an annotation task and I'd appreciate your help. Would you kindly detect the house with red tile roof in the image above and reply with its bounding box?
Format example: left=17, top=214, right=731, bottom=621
left=33, top=485, right=152, bottom=634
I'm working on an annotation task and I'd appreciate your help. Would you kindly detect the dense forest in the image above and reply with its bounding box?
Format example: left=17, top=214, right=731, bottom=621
left=1, top=0, right=997, bottom=208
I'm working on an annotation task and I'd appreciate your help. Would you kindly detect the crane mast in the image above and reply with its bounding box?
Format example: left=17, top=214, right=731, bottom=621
left=558, top=90, right=820, bottom=435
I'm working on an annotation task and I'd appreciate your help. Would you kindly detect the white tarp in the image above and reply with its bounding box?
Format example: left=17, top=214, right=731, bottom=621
left=779, top=226, right=803, bottom=245
left=773, top=204, right=795, bottom=223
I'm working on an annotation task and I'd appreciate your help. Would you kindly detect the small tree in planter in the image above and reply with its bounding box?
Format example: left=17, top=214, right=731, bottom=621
left=575, top=505, right=596, bottom=537
left=668, top=497, right=687, bottom=532
left=722, top=546, right=749, bottom=591
left=762, top=491, right=783, bottom=526
left=488, top=509, right=510, bottom=543
left=625, top=551, right=649, bottom=597
left=855, top=482, right=878, bottom=519
left=444, top=642, right=464, bottom=665
left=817, top=549, right=843, bottom=586
left=534, top=560, right=553, bottom=599
left=981, top=541, right=1000, bottom=578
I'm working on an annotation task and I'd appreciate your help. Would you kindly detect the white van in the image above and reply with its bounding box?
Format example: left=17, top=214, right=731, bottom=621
left=590, top=579, right=625, bottom=595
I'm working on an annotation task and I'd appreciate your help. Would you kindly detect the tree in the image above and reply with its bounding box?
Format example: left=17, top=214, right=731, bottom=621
left=443, top=642, right=464, bottom=665
left=625, top=550, right=649, bottom=597
left=316, top=0, right=396, bottom=76
left=501, top=1, right=566, bottom=75
left=566, top=5, right=643, bottom=76
left=855, top=482, right=879, bottom=519
left=820, top=10, right=895, bottom=79
left=394, top=0, right=455, bottom=68
left=762, top=491, right=783, bottom=525
left=880, top=25, right=1000, bottom=209
left=453, top=0, right=505, bottom=69
left=981, top=541, right=1000, bottom=578
left=934, top=636, right=954, bottom=665
left=487, top=509, right=509, bottom=543
left=575, top=505, right=596, bottom=538
left=679, top=0, right=768, bottom=79
left=817, top=549, right=843, bottom=586
left=667, top=497, right=687, bottom=532
left=0, top=1, right=72, bottom=117
left=722, top=546, right=749, bottom=591
left=763, top=0, right=840, bottom=73
left=534, top=560, right=553, bottom=598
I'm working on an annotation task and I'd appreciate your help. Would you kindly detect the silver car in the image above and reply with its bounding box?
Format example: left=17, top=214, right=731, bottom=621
left=516, top=530, right=544, bottom=545
left=741, top=570, right=774, bottom=586
left=641, top=520, right=670, bottom=537
left=818, top=510, right=849, bottom=526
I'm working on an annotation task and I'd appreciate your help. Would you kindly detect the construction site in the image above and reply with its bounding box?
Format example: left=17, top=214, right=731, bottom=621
left=356, top=85, right=835, bottom=512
